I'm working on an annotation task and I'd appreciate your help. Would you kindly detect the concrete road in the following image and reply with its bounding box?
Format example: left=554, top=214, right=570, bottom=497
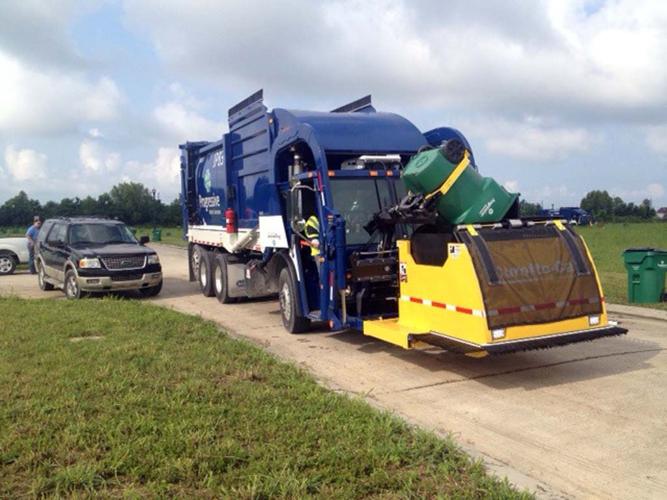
left=3, top=243, right=667, bottom=499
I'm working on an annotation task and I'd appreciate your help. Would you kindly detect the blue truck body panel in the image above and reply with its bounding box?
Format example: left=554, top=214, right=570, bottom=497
left=180, top=90, right=475, bottom=328
left=180, top=92, right=443, bottom=231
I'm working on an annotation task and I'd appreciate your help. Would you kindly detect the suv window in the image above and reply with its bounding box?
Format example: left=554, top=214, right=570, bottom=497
left=69, top=223, right=137, bottom=245
left=37, top=221, right=54, bottom=243
left=47, top=223, right=67, bottom=245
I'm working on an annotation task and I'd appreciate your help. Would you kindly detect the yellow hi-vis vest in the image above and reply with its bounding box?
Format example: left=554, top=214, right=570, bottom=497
left=304, top=215, right=320, bottom=256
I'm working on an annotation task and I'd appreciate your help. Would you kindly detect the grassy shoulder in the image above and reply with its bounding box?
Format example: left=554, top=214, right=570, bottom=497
left=134, top=225, right=186, bottom=247
left=0, top=297, right=527, bottom=498
left=577, top=223, right=667, bottom=310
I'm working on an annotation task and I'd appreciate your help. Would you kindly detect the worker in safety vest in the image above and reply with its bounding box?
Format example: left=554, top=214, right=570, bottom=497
left=304, top=215, right=320, bottom=257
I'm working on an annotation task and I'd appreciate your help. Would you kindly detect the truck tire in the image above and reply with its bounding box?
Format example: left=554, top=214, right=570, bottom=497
left=191, top=244, right=203, bottom=281
left=37, top=260, right=54, bottom=290
left=0, top=253, right=16, bottom=275
left=278, top=267, right=310, bottom=333
left=213, top=254, right=236, bottom=304
left=198, top=249, right=215, bottom=297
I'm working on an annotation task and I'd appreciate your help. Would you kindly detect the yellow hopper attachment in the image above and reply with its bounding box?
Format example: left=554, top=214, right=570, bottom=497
left=363, top=220, right=626, bottom=357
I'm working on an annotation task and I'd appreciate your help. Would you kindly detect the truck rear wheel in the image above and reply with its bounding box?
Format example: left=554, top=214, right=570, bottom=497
left=197, top=249, right=215, bottom=297
left=278, top=267, right=310, bottom=333
left=213, top=254, right=236, bottom=304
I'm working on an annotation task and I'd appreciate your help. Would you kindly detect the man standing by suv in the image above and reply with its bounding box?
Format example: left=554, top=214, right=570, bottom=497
left=25, top=216, right=41, bottom=274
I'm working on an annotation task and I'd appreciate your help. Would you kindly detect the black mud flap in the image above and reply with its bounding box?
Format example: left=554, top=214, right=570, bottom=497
left=413, top=325, right=628, bottom=355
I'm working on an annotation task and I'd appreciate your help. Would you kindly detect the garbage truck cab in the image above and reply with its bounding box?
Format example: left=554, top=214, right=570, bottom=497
left=180, top=90, right=626, bottom=357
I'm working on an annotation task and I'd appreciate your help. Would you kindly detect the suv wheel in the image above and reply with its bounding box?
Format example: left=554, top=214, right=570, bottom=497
left=37, top=260, right=54, bottom=290
left=0, top=253, right=16, bottom=275
left=140, top=280, right=163, bottom=298
left=278, top=267, right=310, bottom=333
left=198, top=249, right=215, bottom=297
left=64, top=269, right=83, bottom=299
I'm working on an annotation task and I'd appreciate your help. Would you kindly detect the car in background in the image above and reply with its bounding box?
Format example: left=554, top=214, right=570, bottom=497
left=0, top=237, right=29, bottom=275
left=35, top=217, right=162, bottom=299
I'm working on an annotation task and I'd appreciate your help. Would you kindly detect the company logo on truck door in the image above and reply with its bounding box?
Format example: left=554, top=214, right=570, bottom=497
left=199, top=194, right=220, bottom=209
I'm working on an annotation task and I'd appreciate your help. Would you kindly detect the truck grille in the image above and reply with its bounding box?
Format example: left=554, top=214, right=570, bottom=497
left=111, top=273, right=143, bottom=282
left=102, top=256, right=146, bottom=270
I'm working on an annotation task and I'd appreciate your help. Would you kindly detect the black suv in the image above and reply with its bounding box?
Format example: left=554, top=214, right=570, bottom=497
left=35, top=217, right=162, bottom=299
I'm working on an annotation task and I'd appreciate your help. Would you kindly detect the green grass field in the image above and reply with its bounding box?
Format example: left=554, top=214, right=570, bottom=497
left=0, top=298, right=527, bottom=498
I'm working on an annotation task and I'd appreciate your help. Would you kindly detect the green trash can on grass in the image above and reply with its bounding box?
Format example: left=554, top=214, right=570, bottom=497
left=152, top=228, right=162, bottom=242
left=623, top=248, right=667, bottom=303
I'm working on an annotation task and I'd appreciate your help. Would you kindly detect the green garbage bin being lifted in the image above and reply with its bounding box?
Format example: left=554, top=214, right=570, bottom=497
left=623, top=248, right=667, bottom=303
left=152, top=228, right=162, bottom=242
left=402, top=147, right=518, bottom=224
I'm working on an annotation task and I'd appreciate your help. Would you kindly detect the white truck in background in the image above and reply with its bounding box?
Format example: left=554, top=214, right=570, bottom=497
left=0, top=237, right=29, bottom=275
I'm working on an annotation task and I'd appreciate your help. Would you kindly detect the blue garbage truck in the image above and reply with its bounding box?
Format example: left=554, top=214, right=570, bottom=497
left=179, top=90, right=624, bottom=356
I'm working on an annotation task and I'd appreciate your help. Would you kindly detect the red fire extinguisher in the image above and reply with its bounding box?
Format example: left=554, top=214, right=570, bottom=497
left=225, top=207, right=236, bottom=233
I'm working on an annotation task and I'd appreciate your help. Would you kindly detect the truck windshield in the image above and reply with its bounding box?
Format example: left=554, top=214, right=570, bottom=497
left=329, top=178, right=398, bottom=245
left=69, top=224, right=137, bottom=245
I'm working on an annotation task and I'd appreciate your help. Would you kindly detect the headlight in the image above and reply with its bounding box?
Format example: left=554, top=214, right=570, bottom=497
left=147, top=254, right=160, bottom=265
left=79, top=257, right=101, bottom=269
left=491, top=328, right=506, bottom=340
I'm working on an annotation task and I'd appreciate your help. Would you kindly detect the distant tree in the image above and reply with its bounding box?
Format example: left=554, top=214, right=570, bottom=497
left=519, top=199, right=543, bottom=217
left=108, top=182, right=161, bottom=225
left=97, top=193, right=114, bottom=217
left=1, top=183, right=183, bottom=228
left=79, top=196, right=99, bottom=216
left=162, top=198, right=182, bottom=226
left=581, top=190, right=615, bottom=220
left=0, top=191, right=42, bottom=226
left=581, top=190, right=656, bottom=221
left=58, top=197, right=81, bottom=217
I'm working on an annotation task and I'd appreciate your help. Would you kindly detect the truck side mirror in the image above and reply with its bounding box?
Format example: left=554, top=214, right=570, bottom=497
left=139, top=235, right=150, bottom=245
left=288, top=187, right=302, bottom=231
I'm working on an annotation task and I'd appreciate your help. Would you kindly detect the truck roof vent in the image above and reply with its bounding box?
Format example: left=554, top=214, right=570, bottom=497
left=331, top=94, right=374, bottom=113
left=228, top=89, right=264, bottom=118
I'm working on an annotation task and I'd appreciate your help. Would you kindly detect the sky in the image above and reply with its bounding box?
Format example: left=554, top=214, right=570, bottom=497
left=0, top=0, right=665, bottom=208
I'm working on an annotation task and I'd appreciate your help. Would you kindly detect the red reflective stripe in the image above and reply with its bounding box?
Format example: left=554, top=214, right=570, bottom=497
left=431, top=301, right=447, bottom=309
left=497, top=306, right=521, bottom=315
left=568, top=298, right=588, bottom=306
left=410, top=297, right=423, bottom=304
left=535, top=302, right=556, bottom=311
left=455, top=306, right=473, bottom=315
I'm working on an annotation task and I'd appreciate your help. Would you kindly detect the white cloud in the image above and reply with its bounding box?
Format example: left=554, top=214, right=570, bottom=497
left=154, top=101, right=223, bottom=142
left=124, top=0, right=667, bottom=123
left=610, top=183, right=666, bottom=203
left=4, top=145, right=48, bottom=181
left=0, top=50, right=122, bottom=135
left=124, top=147, right=181, bottom=199
left=646, top=125, right=667, bottom=154
left=503, top=180, right=519, bottom=192
left=79, top=139, right=121, bottom=173
left=647, top=183, right=665, bottom=199
left=466, top=117, right=593, bottom=161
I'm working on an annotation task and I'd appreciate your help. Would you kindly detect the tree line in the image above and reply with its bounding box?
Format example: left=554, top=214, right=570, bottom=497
left=0, top=182, right=182, bottom=228
left=580, top=190, right=657, bottom=221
